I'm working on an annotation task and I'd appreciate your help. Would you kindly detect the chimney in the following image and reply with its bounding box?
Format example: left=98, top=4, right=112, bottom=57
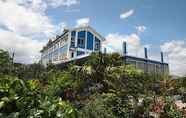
left=144, top=47, right=148, bottom=59
left=104, top=48, right=107, bottom=54
left=56, top=35, right=60, bottom=39
left=63, top=28, right=69, bottom=33
left=161, top=52, right=164, bottom=63
left=123, top=41, right=127, bottom=56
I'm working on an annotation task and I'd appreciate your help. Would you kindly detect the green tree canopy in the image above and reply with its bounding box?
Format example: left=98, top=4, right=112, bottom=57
left=0, top=49, right=11, bottom=74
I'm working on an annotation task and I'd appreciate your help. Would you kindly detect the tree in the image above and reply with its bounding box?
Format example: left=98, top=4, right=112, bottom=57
left=0, top=49, right=11, bottom=74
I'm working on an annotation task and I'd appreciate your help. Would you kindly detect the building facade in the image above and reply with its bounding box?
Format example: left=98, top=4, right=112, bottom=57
left=123, top=55, right=169, bottom=75
left=40, top=26, right=105, bottom=65
left=122, top=42, right=169, bottom=75
left=41, top=26, right=169, bottom=75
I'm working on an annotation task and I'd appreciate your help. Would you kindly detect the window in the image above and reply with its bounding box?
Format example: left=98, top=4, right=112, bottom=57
left=59, top=45, right=68, bottom=54
left=148, top=63, right=155, bottom=73
left=71, top=37, right=75, bottom=48
left=155, top=64, right=159, bottom=73
left=59, top=45, right=68, bottom=60
left=77, top=31, right=85, bottom=48
left=71, top=31, right=76, bottom=48
left=71, top=31, right=76, bottom=37
left=71, top=52, right=74, bottom=58
left=77, top=51, right=85, bottom=56
left=53, top=49, right=59, bottom=61
left=136, top=61, right=145, bottom=71
left=60, top=40, right=64, bottom=47
left=49, top=53, right=52, bottom=61
left=87, top=32, right=94, bottom=50
left=95, top=37, right=100, bottom=51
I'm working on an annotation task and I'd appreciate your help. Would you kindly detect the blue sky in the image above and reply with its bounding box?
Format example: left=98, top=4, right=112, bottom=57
left=0, top=0, right=186, bottom=76
left=47, top=0, right=186, bottom=44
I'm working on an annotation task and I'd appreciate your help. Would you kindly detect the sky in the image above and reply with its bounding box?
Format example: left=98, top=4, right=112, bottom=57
left=0, top=0, right=186, bottom=76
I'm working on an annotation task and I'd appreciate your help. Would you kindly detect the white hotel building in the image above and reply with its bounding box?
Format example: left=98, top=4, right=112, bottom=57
left=40, top=26, right=105, bottom=66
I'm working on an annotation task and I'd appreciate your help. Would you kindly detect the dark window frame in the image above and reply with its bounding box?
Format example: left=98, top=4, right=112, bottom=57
left=77, top=31, right=86, bottom=48
left=95, top=37, right=101, bottom=51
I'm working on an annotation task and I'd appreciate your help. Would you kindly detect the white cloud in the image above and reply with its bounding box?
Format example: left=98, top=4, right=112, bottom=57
left=103, top=33, right=145, bottom=56
left=0, top=29, right=45, bottom=64
left=76, top=17, right=90, bottom=27
left=54, top=22, right=67, bottom=35
left=161, top=40, right=186, bottom=76
left=0, top=0, right=68, bottom=63
left=120, top=9, right=134, bottom=19
left=0, top=1, right=54, bottom=36
left=136, top=25, right=146, bottom=33
left=64, top=8, right=80, bottom=13
left=13, top=0, right=80, bottom=10
left=47, top=0, right=80, bottom=8
left=5, top=0, right=47, bottom=13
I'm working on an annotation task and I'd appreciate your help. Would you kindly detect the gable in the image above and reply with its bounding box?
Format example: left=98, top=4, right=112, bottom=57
left=71, top=26, right=105, bottom=41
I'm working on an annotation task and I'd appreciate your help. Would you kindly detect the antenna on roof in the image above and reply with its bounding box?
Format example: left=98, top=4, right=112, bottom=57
left=161, top=52, right=164, bottom=63
left=63, top=28, right=69, bottom=33
left=104, top=48, right=107, bottom=54
left=56, top=35, right=60, bottom=39
left=144, top=47, right=148, bottom=59
left=123, top=41, right=127, bottom=56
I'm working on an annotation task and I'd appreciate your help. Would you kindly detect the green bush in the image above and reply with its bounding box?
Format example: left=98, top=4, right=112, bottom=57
left=1, top=50, right=186, bottom=118
left=0, top=75, right=77, bottom=118
left=160, top=97, right=185, bottom=118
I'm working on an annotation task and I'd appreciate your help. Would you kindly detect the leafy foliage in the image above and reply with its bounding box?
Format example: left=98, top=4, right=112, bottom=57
left=0, top=49, right=186, bottom=117
left=0, top=50, right=11, bottom=74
